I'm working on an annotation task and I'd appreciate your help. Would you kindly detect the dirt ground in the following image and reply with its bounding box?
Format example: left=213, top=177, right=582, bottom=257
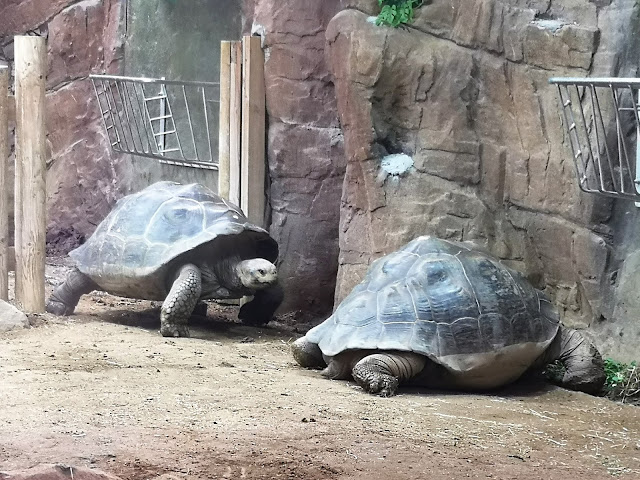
left=1, top=261, right=640, bottom=479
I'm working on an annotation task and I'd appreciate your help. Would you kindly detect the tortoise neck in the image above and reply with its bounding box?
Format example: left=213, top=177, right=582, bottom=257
left=206, top=254, right=246, bottom=292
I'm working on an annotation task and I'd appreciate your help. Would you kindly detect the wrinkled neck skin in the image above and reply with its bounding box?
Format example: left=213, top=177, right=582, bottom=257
left=198, top=254, right=250, bottom=298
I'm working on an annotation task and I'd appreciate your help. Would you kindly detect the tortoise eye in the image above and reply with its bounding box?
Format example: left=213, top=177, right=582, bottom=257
left=258, top=269, right=265, bottom=275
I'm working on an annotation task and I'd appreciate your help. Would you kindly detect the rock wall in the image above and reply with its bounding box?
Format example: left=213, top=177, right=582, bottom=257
left=244, top=0, right=346, bottom=314
left=0, top=0, right=125, bottom=254
left=326, top=0, right=640, bottom=356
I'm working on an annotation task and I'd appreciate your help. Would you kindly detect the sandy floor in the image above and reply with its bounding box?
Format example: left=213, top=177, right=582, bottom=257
left=0, top=262, right=639, bottom=479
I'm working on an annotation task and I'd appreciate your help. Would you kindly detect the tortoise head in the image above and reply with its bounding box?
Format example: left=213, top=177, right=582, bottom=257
left=236, top=258, right=277, bottom=289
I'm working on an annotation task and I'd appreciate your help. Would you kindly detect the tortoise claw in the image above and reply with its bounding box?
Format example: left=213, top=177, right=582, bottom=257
left=160, top=323, right=190, bottom=338
left=352, top=363, right=399, bottom=397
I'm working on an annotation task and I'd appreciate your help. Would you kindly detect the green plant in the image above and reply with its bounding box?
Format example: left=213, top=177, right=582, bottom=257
left=376, top=0, right=423, bottom=28
left=603, top=358, right=639, bottom=404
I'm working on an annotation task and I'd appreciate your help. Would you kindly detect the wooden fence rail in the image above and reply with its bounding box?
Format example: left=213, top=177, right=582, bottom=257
left=218, top=36, right=266, bottom=228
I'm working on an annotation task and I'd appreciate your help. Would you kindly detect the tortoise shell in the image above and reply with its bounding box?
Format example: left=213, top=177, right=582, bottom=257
left=69, top=181, right=277, bottom=300
left=306, top=236, right=559, bottom=372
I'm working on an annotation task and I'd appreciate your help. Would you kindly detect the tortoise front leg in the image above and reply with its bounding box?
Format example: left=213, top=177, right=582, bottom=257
left=351, top=352, right=427, bottom=397
left=160, top=264, right=202, bottom=338
left=46, top=268, right=98, bottom=316
left=238, top=283, right=284, bottom=326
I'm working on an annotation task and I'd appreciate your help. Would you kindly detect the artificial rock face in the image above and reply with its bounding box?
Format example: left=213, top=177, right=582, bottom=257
left=325, top=2, right=620, bottom=336
left=1, top=0, right=125, bottom=253
left=247, top=0, right=346, bottom=314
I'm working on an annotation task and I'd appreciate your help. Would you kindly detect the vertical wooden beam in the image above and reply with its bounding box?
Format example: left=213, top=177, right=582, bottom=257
left=14, top=36, right=47, bottom=313
left=218, top=41, right=231, bottom=200
left=240, top=36, right=266, bottom=227
left=0, top=66, right=9, bottom=300
left=229, top=41, right=242, bottom=207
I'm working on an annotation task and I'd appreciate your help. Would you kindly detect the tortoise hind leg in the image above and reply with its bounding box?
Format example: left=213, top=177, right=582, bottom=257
left=160, top=264, right=201, bottom=338
left=541, top=326, right=605, bottom=394
left=46, top=268, right=98, bottom=316
left=238, top=283, right=284, bottom=326
left=352, top=352, right=427, bottom=397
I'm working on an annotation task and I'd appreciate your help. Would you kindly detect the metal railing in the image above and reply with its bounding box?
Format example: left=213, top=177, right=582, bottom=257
left=90, top=74, right=220, bottom=170
left=549, top=77, right=640, bottom=201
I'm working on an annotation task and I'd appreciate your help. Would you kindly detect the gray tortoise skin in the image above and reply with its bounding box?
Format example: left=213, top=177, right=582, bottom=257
left=46, top=181, right=282, bottom=337
left=292, top=236, right=605, bottom=396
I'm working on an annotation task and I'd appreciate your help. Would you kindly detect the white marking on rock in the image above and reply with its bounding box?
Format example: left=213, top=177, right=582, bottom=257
left=531, top=19, right=569, bottom=33
left=380, top=153, right=414, bottom=176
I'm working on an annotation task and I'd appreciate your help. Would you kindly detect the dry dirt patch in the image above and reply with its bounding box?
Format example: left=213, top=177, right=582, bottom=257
left=0, top=263, right=639, bottom=479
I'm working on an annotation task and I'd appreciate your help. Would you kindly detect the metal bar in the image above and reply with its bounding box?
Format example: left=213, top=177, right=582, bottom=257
left=182, top=84, right=199, bottom=160
left=636, top=89, right=640, bottom=205
left=153, top=129, right=176, bottom=137
left=611, top=86, right=634, bottom=193
left=105, top=147, right=219, bottom=167
left=202, top=85, right=214, bottom=165
left=158, top=158, right=218, bottom=170
left=148, top=114, right=173, bottom=121
left=113, top=80, right=137, bottom=152
left=91, top=78, right=119, bottom=148
left=587, top=85, right=607, bottom=192
left=91, top=74, right=218, bottom=166
left=161, top=86, right=186, bottom=160
left=134, top=82, right=158, bottom=155
left=122, top=79, right=149, bottom=153
left=552, top=76, right=640, bottom=201
left=103, top=80, right=126, bottom=150
left=141, top=83, right=160, bottom=151
left=575, top=84, right=600, bottom=191
left=559, top=85, right=588, bottom=188
left=158, top=83, right=166, bottom=154
left=90, top=73, right=219, bottom=89
left=591, top=85, right=617, bottom=194
left=550, top=77, right=640, bottom=87
left=145, top=94, right=169, bottom=102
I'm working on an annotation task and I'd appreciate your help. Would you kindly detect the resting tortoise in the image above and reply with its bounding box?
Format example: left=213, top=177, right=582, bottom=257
left=46, top=181, right=282, bottom=337
left=292, top=236, right=605, bottom=396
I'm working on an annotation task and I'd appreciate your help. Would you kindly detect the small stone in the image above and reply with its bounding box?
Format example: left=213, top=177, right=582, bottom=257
left=0, top=300, right=29, bottom=332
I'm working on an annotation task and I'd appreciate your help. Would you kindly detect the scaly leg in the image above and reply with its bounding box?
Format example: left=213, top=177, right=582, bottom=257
left=160, top=264, right=202, bottom=338
left=351, top=352, right=427, bottom=397
left=46, top=268, right=98, bottom=316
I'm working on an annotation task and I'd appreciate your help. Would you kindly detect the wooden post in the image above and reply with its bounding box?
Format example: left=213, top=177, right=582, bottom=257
left=229, top=41, right=242, bottom=206
left=14, top=36, right=47, bottom=313
left=218, top=41, right=231, bottom=200
left=240, top=36, right=266, bottom=227
left=0, top=66, right=9, bottom=300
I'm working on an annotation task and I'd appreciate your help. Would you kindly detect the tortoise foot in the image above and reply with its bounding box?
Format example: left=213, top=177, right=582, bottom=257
left=160, top=322, right=190, bottom=338
left=352, top=363, right=399, bottom=397
left=45, top=299, right=75, bottom=316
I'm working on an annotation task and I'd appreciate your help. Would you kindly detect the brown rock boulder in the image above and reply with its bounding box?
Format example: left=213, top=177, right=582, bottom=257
left=47, top=0, right=123, bottom=87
